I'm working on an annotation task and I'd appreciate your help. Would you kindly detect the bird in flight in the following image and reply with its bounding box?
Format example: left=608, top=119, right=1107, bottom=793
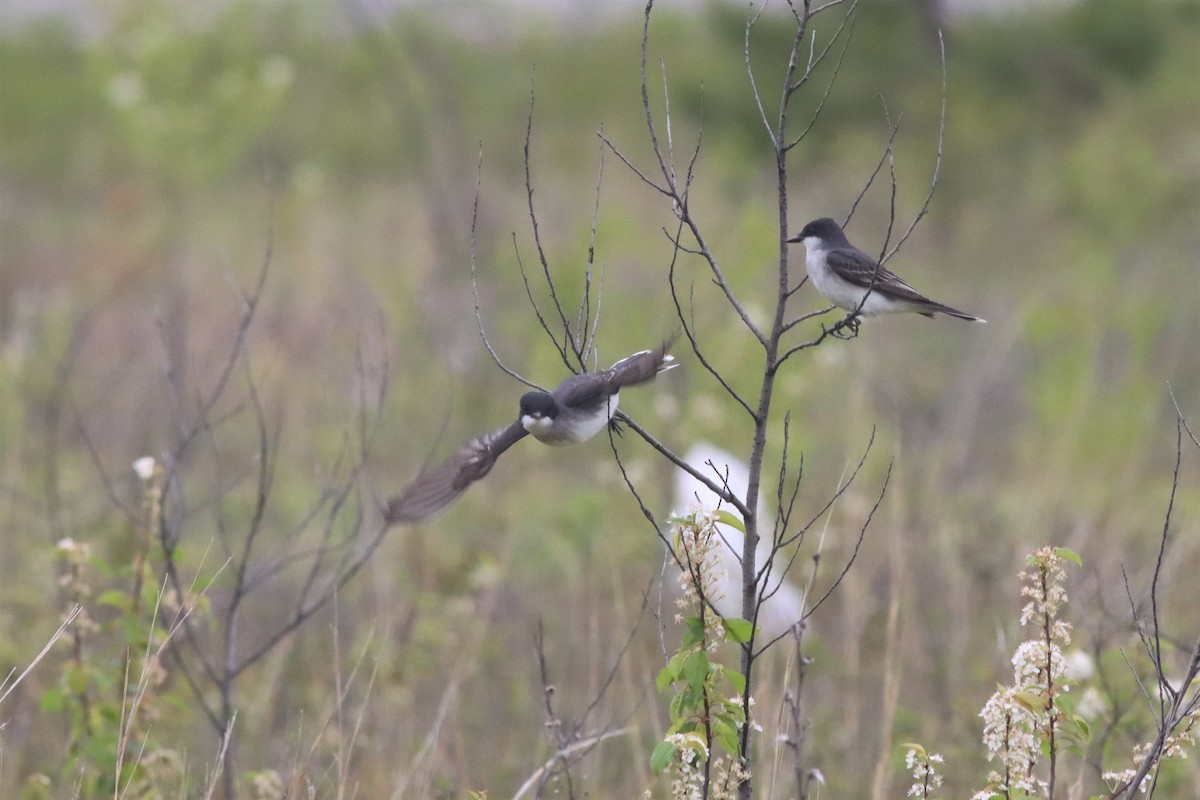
left=788, top=217, right=985, bottom=330
left=386, top=341, right=677, bottom=523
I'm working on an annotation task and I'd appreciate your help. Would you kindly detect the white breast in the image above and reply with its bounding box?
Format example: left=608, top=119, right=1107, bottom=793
left=524, top=393, right=619, bottom=446
left=804, top=242, right=866, bottom=313
left=564, top=392, right=618, bottom=443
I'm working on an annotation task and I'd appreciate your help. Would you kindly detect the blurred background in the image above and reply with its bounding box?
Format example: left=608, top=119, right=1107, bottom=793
left=1, top=0, right=1198, bottom=797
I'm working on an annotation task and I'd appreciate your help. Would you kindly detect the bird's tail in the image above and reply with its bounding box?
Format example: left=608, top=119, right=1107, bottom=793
left=607, top=336, right=679, bottom=386
left=656, top=332, right=680, bottom=373
left=926, top=302, right=986, bottom=323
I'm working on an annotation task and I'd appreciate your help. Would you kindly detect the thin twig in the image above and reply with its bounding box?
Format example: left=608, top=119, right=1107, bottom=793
left=471, top=148, right=540, bottom=390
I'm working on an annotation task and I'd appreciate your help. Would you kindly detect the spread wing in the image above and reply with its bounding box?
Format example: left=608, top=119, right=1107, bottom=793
left=385, top=420, right=527, bottom=524
left=554, top=340, right=677, bottom=411
left=825, top=246, right=934, bottom=305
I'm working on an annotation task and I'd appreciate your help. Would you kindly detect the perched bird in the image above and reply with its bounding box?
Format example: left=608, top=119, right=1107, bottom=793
left=788, top=217, right=985, bottom=324
left=386, top=342, right=677, bottom=523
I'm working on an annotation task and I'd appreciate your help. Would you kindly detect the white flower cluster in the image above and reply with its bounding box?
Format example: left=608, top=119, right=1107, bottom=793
left=1019, top=548, right=1073, bottom=650
left=665, top=732, right=708, bottom=800
left=974, top=687, right=1045, bottom=798
left=673, top=508, right=728, bottom=652
left=662, top=732, right=750, bottom=800
left=973, top=547, right=1075, bottom=799
left=708, top=755, right=750, bottom=800
left=1011, top=640, right=1068, bottom=688
left=905, top=748, right=945, bottom=798
left=1102, top=712, right=1199, bottom=793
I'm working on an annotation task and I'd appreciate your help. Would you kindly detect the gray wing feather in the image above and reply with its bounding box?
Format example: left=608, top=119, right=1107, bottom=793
left=826, top=247, right=983, bottom=320
left=555, top=340, right=676, bottom=410
left=825, top=247, right=933, bottom=304
left=385, top=420, right=527, bottom=523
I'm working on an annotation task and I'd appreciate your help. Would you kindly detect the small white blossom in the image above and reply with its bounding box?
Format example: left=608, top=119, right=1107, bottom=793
left=133, top=456, right=157, bottom=481
left=905, top=747, right=945, bottom=799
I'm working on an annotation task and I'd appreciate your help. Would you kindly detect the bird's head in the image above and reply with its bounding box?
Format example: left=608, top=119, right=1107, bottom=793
left=519, top=391, right=558, bottom=426
left=787, top=217, right=842, bottom=247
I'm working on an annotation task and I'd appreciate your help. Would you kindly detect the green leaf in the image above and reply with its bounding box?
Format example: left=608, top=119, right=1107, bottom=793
left=656, top=665, right=675, bottom=694
left=682, top=616, right=706, bottom=649
left=1056, top=547, right=1083, bottom=567
left=714, top=509, right=746, bottom=534
left=727, top=668, right=746, bottom=695
left=683, top=651, right=709, bottom=691
left=668, top=690, right=686, bottom=723
left=96, top=589, right=131, bottom=611
left=900, top=742, right=927, bottom=758
left=658, top=653, right=686, bottom=693
left=1073, top=714, right=1091, bottom=741
left=650, top=740, right=677, bottom=774
left=713, top=718, right=740, bottom=756
left=1013, top=688, right=1045, bottom=713
left=679, top=684, right=701, bottom=714
left=723, top=617, right=754, bottom=644
left=1058, top=713, right=1091, bottom=755
left=721, top=698, right=746, bottom=722
left=39, top=687, right=64, bottom=712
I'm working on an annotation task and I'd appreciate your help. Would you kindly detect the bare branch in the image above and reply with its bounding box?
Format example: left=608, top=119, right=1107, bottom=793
left=513, top=235, right=574, bottom=376
left=753, top=458, right=889, bottom=659
left=471, top=149, right=541, bottom=390
left=614, top=411, right=750, bottom=519
left=780, top=303, right=836, bottom=335
left=803, top=458, right=889, bottom=621
left=1107, top=400, right=1200, bottom=799
left=606, top=425, right=683, bottom=568
left=843, top=112, right=902, bottom=229
left=744, top=0, right=777, bottom=148
left=785, top=10, right=856, bottom=151
left=522, top=76, right=578, bottom=364
left=639, top=0, right=674, bottom=192
left=597, top=131, right=670, bottom=196
left=882, top=29, right=947, bottom=264
left=792, top=0, right=859, bottom=95
left=511, top=729, right=631, bottom=800
left=665, top=223, right=757, bottom=419
left=780, top=427, right=876, bottom=551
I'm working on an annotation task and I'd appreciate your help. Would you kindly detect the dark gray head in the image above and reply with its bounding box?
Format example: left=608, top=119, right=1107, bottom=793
left=787, top=217, right=850, bottom=247
left=519, top=391, right=558, bottom=420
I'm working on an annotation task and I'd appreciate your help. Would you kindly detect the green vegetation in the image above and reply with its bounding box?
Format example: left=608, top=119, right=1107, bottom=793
left=1, top=0, right=1198, bottom=797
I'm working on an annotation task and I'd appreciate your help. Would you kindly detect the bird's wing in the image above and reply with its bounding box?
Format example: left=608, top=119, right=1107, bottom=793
left=555, top=340, right=677, bottom=410
left=825, top=247, right=934, bottom=304
left=553, top=372, right=612, bottom=413
left=385, top=420, right=527, bottom=524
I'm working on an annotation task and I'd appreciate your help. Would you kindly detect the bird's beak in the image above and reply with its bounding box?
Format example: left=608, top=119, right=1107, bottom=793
left=786, top=233, right=803, bottom=244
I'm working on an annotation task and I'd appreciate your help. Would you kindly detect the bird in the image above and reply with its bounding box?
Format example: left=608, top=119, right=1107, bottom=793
left=385, top=341, right=677, bottom=523
left=787, top=217, right=985, bottom=325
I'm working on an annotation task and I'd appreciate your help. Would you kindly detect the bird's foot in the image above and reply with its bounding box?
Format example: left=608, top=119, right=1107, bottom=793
left=607, top=417, right=626, bottom=438
left=828, top=314, right=861, bottom=340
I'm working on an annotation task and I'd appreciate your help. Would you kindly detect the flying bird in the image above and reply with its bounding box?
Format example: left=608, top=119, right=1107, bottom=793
left=386, top=342, right=677, bottom=523
left=788, top=217, right=985, bottom=324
